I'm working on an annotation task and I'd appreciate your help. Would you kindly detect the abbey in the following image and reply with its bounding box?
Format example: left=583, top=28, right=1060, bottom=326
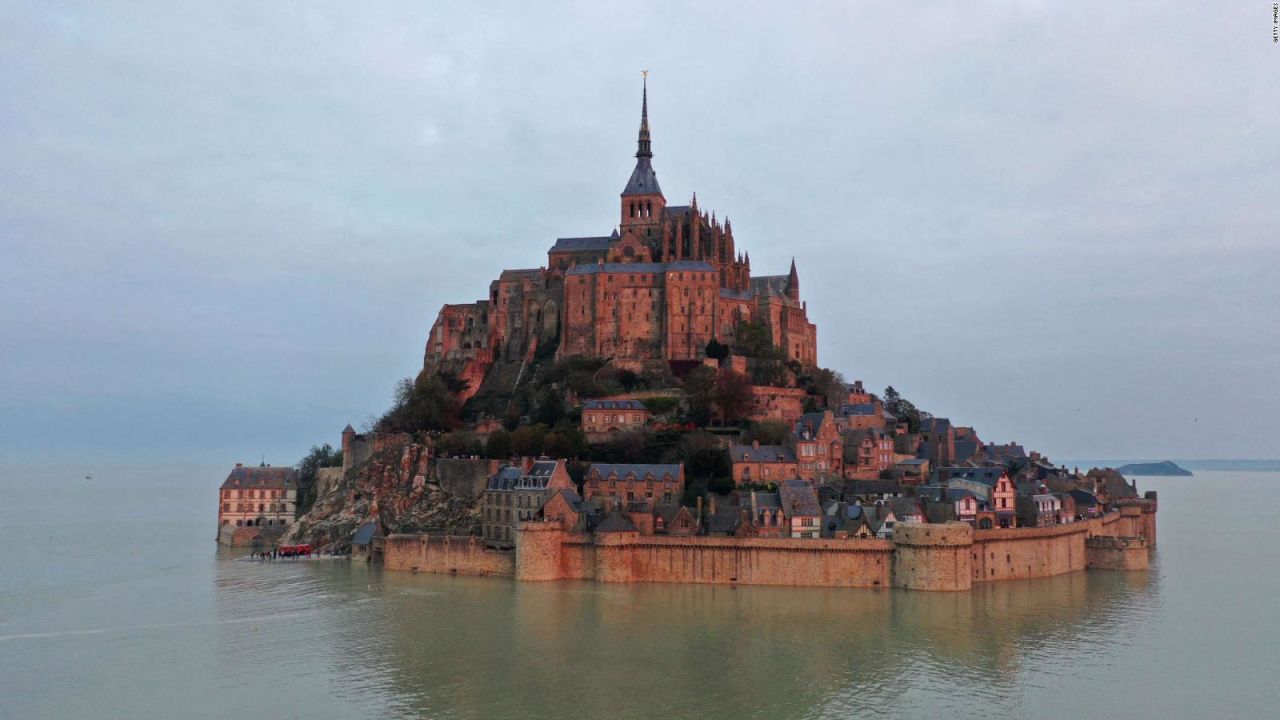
left=423, top=80, right=817, bottom=391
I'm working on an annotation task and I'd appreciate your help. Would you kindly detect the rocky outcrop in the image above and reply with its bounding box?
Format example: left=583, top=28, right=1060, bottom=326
left=282, top=442, right=483, bottom=552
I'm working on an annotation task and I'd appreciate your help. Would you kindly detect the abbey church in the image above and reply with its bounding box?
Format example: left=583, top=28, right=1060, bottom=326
left=423, top=81, right=817, bottom=393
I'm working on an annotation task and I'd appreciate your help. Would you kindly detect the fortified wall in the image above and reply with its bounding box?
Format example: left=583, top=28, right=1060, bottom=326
left=383, top=496, right=1156, bottom=592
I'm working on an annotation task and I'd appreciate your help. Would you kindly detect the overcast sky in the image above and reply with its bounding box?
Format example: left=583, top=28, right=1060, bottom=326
left=1, top=1, right=1276, bottom=469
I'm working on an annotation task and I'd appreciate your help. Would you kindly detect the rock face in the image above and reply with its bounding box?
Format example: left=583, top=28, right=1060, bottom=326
left=282, top=442, right=483, bottom=552
left=1116, top=460, right=1192, bottom=477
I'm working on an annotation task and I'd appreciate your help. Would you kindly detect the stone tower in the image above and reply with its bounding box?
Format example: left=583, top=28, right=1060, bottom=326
left=619, top=75, right=666, bottom=242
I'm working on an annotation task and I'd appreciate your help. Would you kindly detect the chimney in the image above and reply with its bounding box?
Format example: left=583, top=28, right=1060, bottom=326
left=235, top=463, right=243, bottom=468
left=709, top=495, right=718, bottom=516
left=696, top=496, right=703, bottom=528
left=752, top=440, right=760, bottom=449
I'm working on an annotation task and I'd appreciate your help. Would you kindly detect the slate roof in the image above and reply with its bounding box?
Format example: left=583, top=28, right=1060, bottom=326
left=846, top=480, right=903, bottom=497
left=220, top=466, right=298, bottom=490
left=750, top=275, right=789, bottom=296
left=795, top=412, right=830, bottom=439
left=595, top=509, right=638, bottom=533
left=587, top=463, right=682, bottom=480
left=549, top=236, right=612, bottom=253
left=583, top=399, right=646, bottom=411
left=1067, top=489, right=1100, bottom=507
left=890, top=496, right=923, bottom=518
left=750, top=491, right=782, bottom=509
left=654, top=504, right=692, bottom=526
left=565, top=261, right=716, bottom=276
left=719, top=287, right=754, bottom=301
left=729, top=444, right=797, bottom=463
left=351, top=521, right=379, bottom=546
left=622, top=157, right=662, bottom=196
left=839, top=403, right=878, bottom=417
left=707, top=504, right=742, bottom=534
left=778, top=479, right=822, bottom=517
left=498, top=268, right=542, bottom=281
left=550, top=488, right=584, bottom=511
left=486, top=465, right=522, bottom=491
left=937, top=466, right=1005, bottom=487
left=921, top=486, right=982, bottom=504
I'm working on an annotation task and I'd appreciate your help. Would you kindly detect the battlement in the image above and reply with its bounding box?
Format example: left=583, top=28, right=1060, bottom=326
left=892, top=522, right=974, bottom=547
left=387, top=508, right=1155, bottom=592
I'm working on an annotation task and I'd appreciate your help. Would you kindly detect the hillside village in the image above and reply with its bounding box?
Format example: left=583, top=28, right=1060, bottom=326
left=216, top=81, right=1153, bottom=589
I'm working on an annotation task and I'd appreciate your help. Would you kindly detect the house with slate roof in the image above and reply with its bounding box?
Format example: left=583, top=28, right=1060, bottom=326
left=581, top=398, right=650, bottom=441
left=729, top=441, right=799, bottom=485
left=843, top=427, right=895, bottom=480
left=482, top=461, right=572, bottom=549
left=794, top=410, right=842, bottom=481
left=218, top=463, right=299, bottom=532
left=778, top=479, right=823, bottom=539
left=745, top=490, right=786, bottom=537
left=583, top=463, right=684, bottom=509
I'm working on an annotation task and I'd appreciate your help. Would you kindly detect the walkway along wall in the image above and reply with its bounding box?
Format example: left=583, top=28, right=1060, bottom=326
left=383, top=499, right=1155, bottom=592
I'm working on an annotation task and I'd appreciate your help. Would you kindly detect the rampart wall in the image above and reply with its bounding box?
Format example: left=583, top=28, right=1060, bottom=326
left=383, top=534, right=514, bottom=577
left=382, top=502, right=1155, bottom=592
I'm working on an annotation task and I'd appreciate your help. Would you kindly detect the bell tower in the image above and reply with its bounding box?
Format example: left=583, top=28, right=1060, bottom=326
left=620, top=72, right=666, bottom=241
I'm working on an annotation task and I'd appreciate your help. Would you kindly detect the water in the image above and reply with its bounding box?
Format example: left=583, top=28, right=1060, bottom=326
left=1, top=469, right=1277, bottom=719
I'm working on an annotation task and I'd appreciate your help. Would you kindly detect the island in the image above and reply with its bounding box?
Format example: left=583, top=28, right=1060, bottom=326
left=1116, top=460, right=1192, bottom=477
left=217, top=79, right=1159, bottom=591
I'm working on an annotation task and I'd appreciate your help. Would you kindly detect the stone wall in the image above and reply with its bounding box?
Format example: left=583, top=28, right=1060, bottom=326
left=434, top=458, right=498, bottom=501
left=386, top=502, right=1156, bottom=592
left=892, top=523, right=974, bottom=591
left=383, top=534, right=514, bottom=577
left=1085, top=536, right=1150, bottom=571
left=513, top=522, right=894, bottom=587
left=971, top=521, right=1088, bottom=583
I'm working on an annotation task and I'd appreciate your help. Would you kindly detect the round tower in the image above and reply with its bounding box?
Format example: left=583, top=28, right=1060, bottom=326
left=892, top=522, right=975, bottom=591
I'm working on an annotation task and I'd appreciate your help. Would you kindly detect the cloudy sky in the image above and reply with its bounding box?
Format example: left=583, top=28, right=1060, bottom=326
left=1, top=1, right=1276, bottom=468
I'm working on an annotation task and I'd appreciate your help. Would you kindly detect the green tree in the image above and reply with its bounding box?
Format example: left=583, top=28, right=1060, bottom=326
left=744, top=420, right=789, bottom=446
left=683, top=366, right=718, bottom=426
left=704, top=338, right=729, bottom=360
left=378, top=372, right=463, bottom=434
left=295, top=443, right=343, bottom=514
left=511, top=425, right=547, bottom=457
left=437, top=430, right=482, bottom=457
left=714, top=370, right=754, bottom=424
left=485, top=429, right=513, bottom=459
left=543, top=432, right=575, bottom=460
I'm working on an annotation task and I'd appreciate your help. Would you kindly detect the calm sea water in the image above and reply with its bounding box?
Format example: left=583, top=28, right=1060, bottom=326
left=0, top=468, right=1277, bottom=719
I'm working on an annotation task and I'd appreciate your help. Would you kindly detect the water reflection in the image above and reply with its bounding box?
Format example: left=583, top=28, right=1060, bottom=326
left=323, top=567, right=1155, bottom=720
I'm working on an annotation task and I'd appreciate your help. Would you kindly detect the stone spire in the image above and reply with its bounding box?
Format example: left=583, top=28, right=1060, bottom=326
left=636, top=73, right=652, bottom=159
left=787, top=257, right=800, bottom=301
left=621, top=73, right=662, bottom=198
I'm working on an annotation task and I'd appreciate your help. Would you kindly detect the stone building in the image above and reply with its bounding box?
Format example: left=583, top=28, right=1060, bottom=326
left=729, top=441, right=799, bottom=485
left=482, top=465, right=521, bottom=548
left=582, top=462, right=684, bottom=508
left=422, top=79, right=818, bottom=386
left=777, top=479, right=823, bottom=539
left=481, top=460, right=573, bottom=549
left=843, top=427, right=895, bottom=480
left=794, top=410, right=842, bottom=481
left=217, top=463, right=298, bottom=531
left=581, top=398, right=650, bottom=441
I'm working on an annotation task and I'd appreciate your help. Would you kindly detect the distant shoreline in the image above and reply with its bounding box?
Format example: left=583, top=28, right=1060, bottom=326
left=1062, top=459, right=1280, bottom=473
